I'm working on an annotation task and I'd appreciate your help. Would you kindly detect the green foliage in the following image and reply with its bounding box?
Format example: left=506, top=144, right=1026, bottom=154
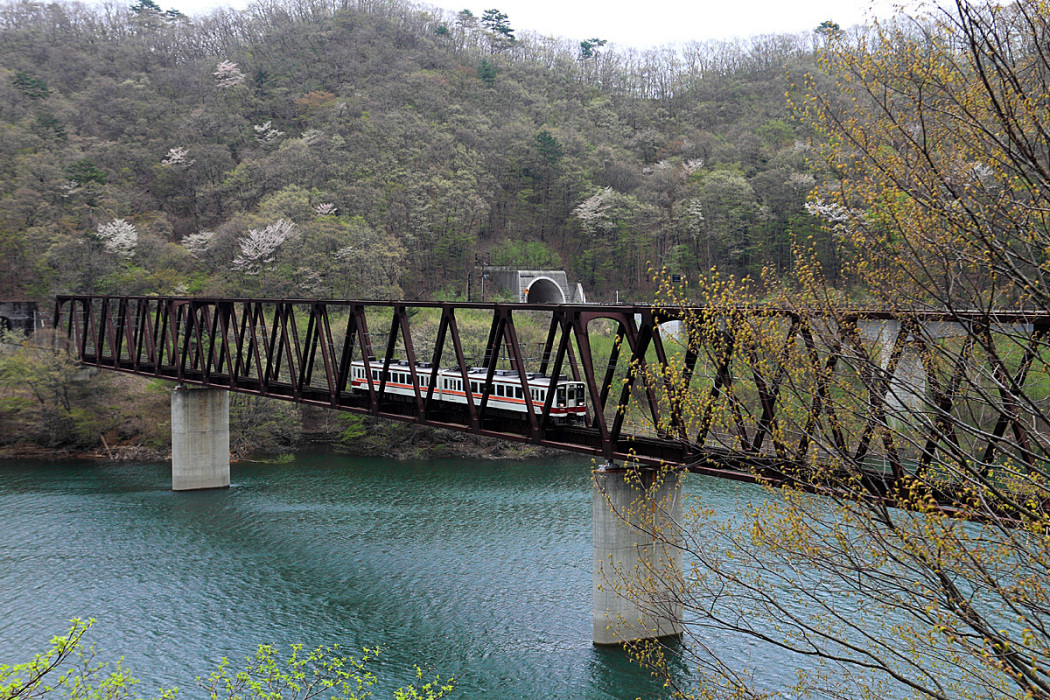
left=0, top=332, right=97, bottom=447
left=33, top=113, right=67, bottom=141
left=338, top=414, right=369, bottom=445
left=198, top=644, right=385, bottom=700
left=480, top=9, right=514, bottom=44
left=815, top=19, right=841, bottom=37
left=11, top=71, right=49, bottom=99
left=144, top=379, right=176, bottom=395
left=578, top=38, right=606, bottom=60
left=3, top=620, right=452, bottom=700
left=488, top=239, right=561, bottom=268
left=532, top=131, right=562, bottom=166
left=755, top=119, right=793, bottom=150
left=0, top=619, right=171, bottom=700
left=199, top=644, right=452, bottom=700
left=476, top=59, right=496, bottom=84
left=65, top=160, right=106, bottom=186
left=229, top=394, right=302, bottom=458
left=0, top=0, right=831, bottom=309
left=130, top=0, right=162, bottom=13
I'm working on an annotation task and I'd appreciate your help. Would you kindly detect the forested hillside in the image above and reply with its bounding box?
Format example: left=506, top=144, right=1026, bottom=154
left=0, top=0, right=834, bottom=304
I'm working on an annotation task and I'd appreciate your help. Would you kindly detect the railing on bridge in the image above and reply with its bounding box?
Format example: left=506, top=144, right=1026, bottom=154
left=54, top=295, right=1050, bottom=516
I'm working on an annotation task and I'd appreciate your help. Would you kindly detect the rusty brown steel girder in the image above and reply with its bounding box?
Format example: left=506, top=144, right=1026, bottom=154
left=55, top=296, right=703, bottom=465
left=54, top=296, right=1050, bottom=521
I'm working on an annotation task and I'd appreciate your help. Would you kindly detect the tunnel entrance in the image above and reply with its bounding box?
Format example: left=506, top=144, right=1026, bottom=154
left=526, top=277, right=565, bottom=304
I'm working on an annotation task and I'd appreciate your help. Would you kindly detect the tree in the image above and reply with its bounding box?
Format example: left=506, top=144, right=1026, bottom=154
left=94, top=220, right=138, bottom=259
left=533, top=130, right=563, bottom=166
left=613, top=2, right=1050, bottom=698
left=578, top=37, right=606, bottom=60
left=480, top=9, right=514, bottom=50
left=232, top=220, right=296, bottom=276
left=130, top=0, right=163, bottom=14
left=12, top=72, right=49, bottom=100
left=476, top=59, right=497, bottom=84
left=0, top=330, right=96, bottom=447
left=65, top=159, right=106, bottom=186
left=213, top=61, right=246, bottom=90
left=815, top=19, right=841, bottom=40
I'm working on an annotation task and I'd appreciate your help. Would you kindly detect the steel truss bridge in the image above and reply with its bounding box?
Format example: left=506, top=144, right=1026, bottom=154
left=54, top=295, right=1050, bottom=515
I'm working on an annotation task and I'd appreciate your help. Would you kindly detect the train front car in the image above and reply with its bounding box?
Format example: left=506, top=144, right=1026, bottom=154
left=535, top=374, right=587, bottom=424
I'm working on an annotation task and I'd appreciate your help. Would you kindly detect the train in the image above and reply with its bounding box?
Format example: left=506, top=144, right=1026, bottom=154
left=349, top=359, right=587, bottom=423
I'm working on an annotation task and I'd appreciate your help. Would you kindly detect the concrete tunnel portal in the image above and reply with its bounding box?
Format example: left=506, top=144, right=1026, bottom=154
left=526, top=277, right=566, bottom=304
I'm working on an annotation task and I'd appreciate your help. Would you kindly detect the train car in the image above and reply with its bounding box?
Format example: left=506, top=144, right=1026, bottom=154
left=348, top=359, right=587, bottom=423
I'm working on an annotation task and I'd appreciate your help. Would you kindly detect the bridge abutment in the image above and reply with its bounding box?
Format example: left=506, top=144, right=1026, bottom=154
left=171, top=386, right=230, bottom=491
left=593, top=466, right=683, bottom=646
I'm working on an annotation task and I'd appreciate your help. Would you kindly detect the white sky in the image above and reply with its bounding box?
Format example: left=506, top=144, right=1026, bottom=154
left=168, top=0, right=909, bottom=48
left=421, top=0, right=898, bottom=48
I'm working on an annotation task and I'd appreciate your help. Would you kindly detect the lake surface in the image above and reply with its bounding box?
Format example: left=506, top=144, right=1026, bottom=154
left=0, top=451, right=766, bottom=699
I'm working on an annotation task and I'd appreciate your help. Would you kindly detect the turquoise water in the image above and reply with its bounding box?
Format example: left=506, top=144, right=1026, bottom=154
left=0, top=452, right=760, bottom=699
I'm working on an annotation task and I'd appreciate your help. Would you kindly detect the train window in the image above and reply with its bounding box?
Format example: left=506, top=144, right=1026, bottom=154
left=496, top=385, right=503, bottom=397
left=516, top=387, right=522, bottom=399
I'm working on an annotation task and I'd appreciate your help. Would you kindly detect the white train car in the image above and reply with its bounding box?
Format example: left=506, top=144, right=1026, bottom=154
left=348, top=359, right=587, bottom=423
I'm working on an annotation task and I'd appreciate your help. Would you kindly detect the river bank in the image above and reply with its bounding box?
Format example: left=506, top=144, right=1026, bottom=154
left=0, top=416, right=560, bottom=464
left=0, top=341, right=567, bottom=465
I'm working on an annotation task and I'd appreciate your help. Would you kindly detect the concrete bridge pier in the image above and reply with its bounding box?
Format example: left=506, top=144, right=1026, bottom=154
left=171, top=386, right=230, bottom=491
left=593, top=466, right=683, bottom=646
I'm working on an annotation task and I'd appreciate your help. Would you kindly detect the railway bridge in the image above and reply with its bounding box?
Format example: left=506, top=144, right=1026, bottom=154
left=53, top=295, right=1050, bottom=645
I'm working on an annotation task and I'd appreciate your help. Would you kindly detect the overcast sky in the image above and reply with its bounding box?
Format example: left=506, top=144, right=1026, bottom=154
left=167, top=0, right=911, bottom=48
left=419, top=0, right=900, bottom=48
